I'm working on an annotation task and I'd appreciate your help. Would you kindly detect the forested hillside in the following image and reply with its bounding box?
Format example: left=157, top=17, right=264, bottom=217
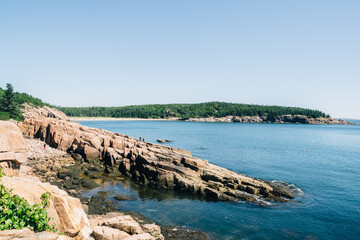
left=0, top=83, right=50, bottom=120
left=59, top=102, right=330, bottom=119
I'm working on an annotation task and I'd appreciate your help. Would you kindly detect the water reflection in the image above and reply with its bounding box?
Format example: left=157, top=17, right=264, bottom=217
left=82, top=178, right=207, bottom=203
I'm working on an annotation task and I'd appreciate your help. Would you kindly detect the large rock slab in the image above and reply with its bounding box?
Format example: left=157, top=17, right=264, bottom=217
left=1, top=176, right=92, bottom=239
left=0, top=120, right=27, bottom=176
left=93, top=226, right=130, bottom=240
left=141, top=224, right=162, bottom=240
left=89, top=212, right=164, bottom=240
left=0, top=120, right=26, bottom=152
left=102, top=215, right=143, bottom=235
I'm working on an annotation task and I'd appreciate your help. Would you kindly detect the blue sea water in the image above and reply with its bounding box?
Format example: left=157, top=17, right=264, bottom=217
left=79, top=120, right=360, bottom=240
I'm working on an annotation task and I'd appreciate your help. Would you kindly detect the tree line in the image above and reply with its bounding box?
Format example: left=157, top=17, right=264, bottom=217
left=0, top=83, right=330, bottom=120
left=59, top=102, right=330, bottom=119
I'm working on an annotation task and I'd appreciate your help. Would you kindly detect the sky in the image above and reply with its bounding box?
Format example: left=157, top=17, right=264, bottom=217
left=0, top=1, right=359, bottom=118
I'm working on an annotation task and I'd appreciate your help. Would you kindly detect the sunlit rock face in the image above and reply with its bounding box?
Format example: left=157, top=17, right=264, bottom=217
left=0, top=120, right=27, bottom=176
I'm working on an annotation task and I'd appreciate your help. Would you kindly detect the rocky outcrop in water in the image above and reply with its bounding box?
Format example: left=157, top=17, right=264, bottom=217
left=18, top=107, right=295, bottom=203
left=186, top=115, right=353, bottom=124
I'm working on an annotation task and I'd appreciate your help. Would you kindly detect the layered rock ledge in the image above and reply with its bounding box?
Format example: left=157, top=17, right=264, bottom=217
left=18, top=107, right=295, bottom=203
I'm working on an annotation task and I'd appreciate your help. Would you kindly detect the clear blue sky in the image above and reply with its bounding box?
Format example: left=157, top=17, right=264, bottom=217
left=0, top=1, right=359, bottom=118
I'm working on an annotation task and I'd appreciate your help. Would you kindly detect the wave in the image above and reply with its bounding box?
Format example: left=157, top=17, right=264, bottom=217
left=234, top=190, right=275, bottom=206
left=234, top=181, right=303, bottom=206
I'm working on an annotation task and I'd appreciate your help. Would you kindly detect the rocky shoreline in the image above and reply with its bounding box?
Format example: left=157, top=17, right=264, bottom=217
left=68, top=113, right=354, bottom=125
left=1, top=120, right=212, bottom=239
left=185, top=115, right=354, bottom=124
left=25, top=136, right=211, bottom=240
left=18, top=109, right=296, bottom=203
left=0, top=105, right=307, bottom=239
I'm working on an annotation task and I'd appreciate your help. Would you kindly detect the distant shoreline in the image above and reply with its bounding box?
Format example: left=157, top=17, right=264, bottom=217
left=70, top=117, right=180, bottom=121
left=69, top=115, right=356, bottom=125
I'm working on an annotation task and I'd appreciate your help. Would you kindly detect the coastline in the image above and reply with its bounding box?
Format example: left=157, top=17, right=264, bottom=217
left=21, top=106, right=296, bottom=204
left=25, top=138, right=210, bottom=240
left=0, top=119, right=211, bottom=240
left=69, top=115, right=355, bottom=125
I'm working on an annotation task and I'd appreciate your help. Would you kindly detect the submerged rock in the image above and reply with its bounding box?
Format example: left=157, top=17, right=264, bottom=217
left=88, top=193, right=116, bottom=215
left=114, top=195, right=132, bottom=201
left=161, top=226, right=211, bottom=240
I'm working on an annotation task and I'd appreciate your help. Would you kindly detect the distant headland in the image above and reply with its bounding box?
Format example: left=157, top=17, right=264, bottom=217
left=59, top=102, right=354, bottom=125
left=0, top=84, right=354, bottom=125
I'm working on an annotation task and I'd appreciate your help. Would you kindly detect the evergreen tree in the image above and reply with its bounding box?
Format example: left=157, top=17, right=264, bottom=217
left=0, top=83, right=19, bottom=119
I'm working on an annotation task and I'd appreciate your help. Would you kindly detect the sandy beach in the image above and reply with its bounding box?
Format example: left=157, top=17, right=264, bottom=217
left=69, top=116, right=180, bottom=121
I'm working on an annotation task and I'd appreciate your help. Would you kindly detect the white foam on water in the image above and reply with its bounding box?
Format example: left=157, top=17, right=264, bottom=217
left=234, top=180, right=304, bottom=206
left=234, top=190, right=274, bottom=206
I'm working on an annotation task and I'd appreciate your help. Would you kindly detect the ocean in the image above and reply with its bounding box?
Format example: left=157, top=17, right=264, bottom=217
left=79, top=120, right=360, bottom=240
